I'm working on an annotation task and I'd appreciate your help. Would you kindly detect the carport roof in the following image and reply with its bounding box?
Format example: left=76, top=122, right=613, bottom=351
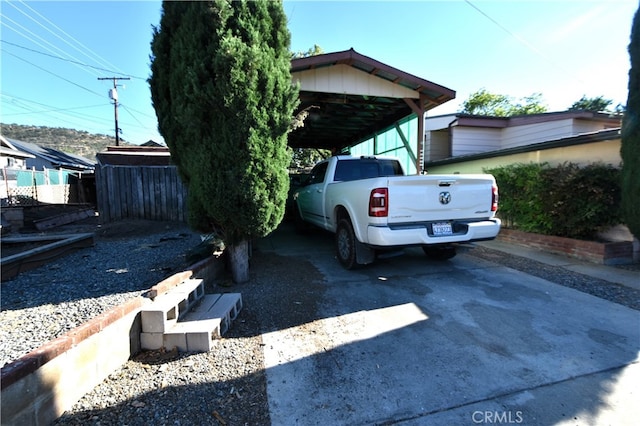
left=288, top=48, right=456, bottom=152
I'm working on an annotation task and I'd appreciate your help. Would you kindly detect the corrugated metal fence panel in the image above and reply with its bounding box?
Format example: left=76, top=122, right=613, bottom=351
left=347, top=116, right=418, bottom=175
left=96, top=165, right=188, bottom=223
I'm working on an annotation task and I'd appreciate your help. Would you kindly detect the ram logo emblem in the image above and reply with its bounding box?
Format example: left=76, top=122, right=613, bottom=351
left=439, top=191, right=451, bottom=205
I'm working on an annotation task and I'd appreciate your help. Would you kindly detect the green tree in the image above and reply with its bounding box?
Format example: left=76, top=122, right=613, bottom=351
left=290, top=147, right=331, bottom=170
left=149, top=0, right=299, bottom=282
left=460, top=89, right=547, bottom=116
left=621, top=6, right=640, bottom=242
left=568, top=95, right=613, bottom=112
left=291, top=44, right=324, bottom=59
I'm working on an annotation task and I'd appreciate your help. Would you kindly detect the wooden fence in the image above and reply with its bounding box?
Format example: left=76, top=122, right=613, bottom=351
left=96, top=165, right=188, bottom=223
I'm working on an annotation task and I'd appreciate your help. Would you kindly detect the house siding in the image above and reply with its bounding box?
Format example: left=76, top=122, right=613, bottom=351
left=572, top=119, right=617, bottom=134
left=501, top=119, right=576, bottom=149
left=424, top=112, right=622, bottom=164
left=426, top=129, right=450, bottom=161
left=451, top=127, right=501, bottom=156
left=425, top=138, right=621, bottom=175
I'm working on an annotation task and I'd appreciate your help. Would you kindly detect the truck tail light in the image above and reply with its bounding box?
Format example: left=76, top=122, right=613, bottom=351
left=491, top=184, right=499, bottom=212
left=369, top=188, right=388, bottom=217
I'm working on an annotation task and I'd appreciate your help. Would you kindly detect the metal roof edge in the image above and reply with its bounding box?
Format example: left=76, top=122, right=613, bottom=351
left=291, top=48, right=456, bottom=100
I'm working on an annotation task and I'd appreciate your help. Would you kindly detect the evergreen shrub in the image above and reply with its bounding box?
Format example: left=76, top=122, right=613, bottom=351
left=485, top=162, right=622, bottom=239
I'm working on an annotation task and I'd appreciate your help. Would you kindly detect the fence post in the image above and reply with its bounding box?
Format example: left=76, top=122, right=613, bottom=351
left=3, top=167, right=9, bottom=206
left=32, top=167, right=38, bottom=205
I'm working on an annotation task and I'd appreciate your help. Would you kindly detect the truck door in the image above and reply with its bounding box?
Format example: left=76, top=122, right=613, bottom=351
left=297, top=161, right=328, bottom=227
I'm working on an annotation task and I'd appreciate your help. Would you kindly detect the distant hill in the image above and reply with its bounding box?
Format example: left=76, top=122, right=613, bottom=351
left=1, top=123, right=132, bottom=160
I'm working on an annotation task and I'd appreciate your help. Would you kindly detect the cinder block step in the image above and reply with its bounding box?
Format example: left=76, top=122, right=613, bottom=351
left=183, top=293, right=243, bottom=336
left=164, top=318, right=223, bottom=352
left=140, top=279, right=205, bottom=333
left=141, top=318, right=222, bottom=352
left=162, top=278, right=205, bottom=317
left=140, top=293, right=243, bottom=352
left=140, top=296, right=179, bottom=333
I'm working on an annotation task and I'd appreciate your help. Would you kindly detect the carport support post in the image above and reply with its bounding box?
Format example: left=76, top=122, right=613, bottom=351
left=403, top=97, right=426, bottom=175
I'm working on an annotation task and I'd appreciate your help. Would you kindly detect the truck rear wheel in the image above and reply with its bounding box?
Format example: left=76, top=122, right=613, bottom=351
left=422, top=245, right=457, bottom=260
left=336, top=218, right=358, bottom=269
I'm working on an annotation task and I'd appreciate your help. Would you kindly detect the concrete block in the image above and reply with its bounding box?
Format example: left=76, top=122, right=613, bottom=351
left=146, top=279, right=204, bottom=326
left=167, top=318, right=222, bottom=352
left=179, top=293, right=241, bottom=335
left=166, top=278, right=205, bottom=316
left=165, top=277, right=204, bottom=297
left=163, top=332, right=188, bottom=352
left=209, top=293, right=243, bottom=334
left=186, top=331, right=214, bottom=352
left=140, top=332, right=164, bottom=350
left=140, top=298, right=179, bottom=333
left=184, top=294, right=223, bottom=320
left=139, top=292, right=241, bottom=354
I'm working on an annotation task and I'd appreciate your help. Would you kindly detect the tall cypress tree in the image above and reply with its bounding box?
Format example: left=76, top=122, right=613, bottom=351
left=621, top=6, right=640, bottom=243
left=149, top=0, right=298, bottom=282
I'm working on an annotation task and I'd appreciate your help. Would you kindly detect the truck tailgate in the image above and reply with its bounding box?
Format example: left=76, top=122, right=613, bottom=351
left=386, top=175, right=495, bottom=223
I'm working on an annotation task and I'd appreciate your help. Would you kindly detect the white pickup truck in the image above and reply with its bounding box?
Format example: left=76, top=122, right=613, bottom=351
left=292, top=155, right=501, bottom=269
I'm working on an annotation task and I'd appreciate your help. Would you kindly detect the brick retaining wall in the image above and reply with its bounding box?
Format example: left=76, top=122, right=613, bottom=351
left=497, top=228, right=633, bottom=265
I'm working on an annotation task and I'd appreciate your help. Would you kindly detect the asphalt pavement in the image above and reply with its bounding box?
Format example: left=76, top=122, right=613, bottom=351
left=257, top=224, right=640, bottom=426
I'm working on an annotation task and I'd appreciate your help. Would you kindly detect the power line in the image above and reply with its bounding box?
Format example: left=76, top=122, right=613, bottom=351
left=1, top=93, right=113, bottom=126
left=1, top=2, right=161, bottom=143
left=4, top=50, right=105, bottom=98
left=0, top=12, right=102, bottom=79
left=8, top=0, right=127, bottom=76
left=2, top=102, right=107, bottom=117
left=1, top=94, right=114, bottom=133
left=463, top=0, right=583, bottom=86
left=0, top=40, right=145, bottom=80
left=120, top=104, right=150, bottom=129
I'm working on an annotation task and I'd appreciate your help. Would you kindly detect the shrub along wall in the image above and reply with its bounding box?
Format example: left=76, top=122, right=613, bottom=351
left=485, top=162, right=622, bottom=240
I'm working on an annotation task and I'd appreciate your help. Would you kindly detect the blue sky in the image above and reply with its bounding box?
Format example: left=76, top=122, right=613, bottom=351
left=1, top=0, right=637, bottom=146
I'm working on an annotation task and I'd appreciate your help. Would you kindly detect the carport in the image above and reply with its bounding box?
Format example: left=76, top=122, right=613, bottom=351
left=289, top=48, right=455, bottom=174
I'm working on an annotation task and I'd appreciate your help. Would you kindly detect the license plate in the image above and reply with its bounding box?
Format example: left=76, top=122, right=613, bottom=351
left=432, top=222, right=453, bottom=236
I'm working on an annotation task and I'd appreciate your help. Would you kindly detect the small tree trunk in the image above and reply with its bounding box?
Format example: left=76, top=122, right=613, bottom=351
left=228, top=238, right=250, bottom=283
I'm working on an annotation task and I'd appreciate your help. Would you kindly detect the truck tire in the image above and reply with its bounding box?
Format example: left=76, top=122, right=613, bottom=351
left=336, top=218, right=358, bottom=269
left=422, top=245, right=457, bottom=260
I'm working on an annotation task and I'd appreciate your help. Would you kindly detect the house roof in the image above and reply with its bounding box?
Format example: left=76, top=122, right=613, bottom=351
left=96, top=146, right=172, bottom=166
left=5, top=137, right=95, bottom=171
left=424, top=128, right=622, bottom=168
left=0, top=135, right=35, bottom=159
left=141, top=139, right=165, bottom=147
left=429, top=111, right=622, bottom=129
left=289, top=48, right=456, bottom=152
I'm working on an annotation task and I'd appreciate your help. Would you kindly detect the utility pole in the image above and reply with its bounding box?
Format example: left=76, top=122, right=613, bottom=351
left=98, top=77, right=130, bottom=146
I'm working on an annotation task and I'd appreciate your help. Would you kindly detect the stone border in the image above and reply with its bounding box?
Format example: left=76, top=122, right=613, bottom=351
left=496, top=228, right=633, bottom=265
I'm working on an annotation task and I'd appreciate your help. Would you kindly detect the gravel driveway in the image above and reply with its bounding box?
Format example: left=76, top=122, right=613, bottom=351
left=1, top=219, right=637, bottom=425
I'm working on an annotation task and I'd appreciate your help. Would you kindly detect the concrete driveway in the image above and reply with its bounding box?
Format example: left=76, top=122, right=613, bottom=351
left=257, top=224, right=639, bottom=425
